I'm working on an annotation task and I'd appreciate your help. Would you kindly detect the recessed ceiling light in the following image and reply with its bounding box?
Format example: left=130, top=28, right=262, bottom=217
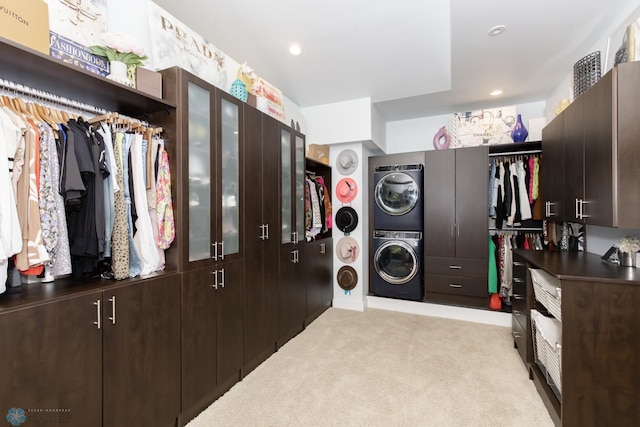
left=488, top=25, right=506, bottom=36
left=289, top=43, right=302, bottom=56
left=490, top=89, right=503, bottom=96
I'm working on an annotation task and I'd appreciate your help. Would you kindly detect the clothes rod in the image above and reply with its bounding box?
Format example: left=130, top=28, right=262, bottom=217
left=489, top=227, right=543, bottom=232
left=489, top=149, right=542, bottom=157
left=0, top=77, right=109, bottom=116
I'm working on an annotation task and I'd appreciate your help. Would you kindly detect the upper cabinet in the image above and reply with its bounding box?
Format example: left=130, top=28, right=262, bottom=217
left=157, top=67, right=244, bottom=271
left=542, top=61, right=640, bottom=228
left=280, top=126, right=306, bottom=246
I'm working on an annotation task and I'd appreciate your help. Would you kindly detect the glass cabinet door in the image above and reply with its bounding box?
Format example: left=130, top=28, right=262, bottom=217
left=220, top=97, right=240, bottom=257
left=294, top=134, right=305, bottom=242
left=281, top=128, right=292, bottom=244
left=187, top=81, right=212, bottom=262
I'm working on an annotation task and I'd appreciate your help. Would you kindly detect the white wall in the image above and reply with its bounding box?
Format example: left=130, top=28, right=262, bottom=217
left=303, top=98, right=378, bottom=147
left=386, top=101, right=546, bottom=154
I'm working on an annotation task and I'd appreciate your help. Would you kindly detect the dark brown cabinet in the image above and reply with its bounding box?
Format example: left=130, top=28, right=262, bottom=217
left=103, top=276, right=181, bottom=427
left=513, top=250, right=640, bottom=427
left=180, top=260, right=244, bottom=423
left=243, top=105, right=280, bottom=375
left=541, top=110, right=564, bottom=219
left=304, top=238, right=334, bottom=324
left=0, top=275, right=181, bottom=427
left=278, top=125, right=307, bottom=347
left=424, top=146, right=489, bottom=307
left=0, top=291, right=103, bottom=427
left=158, top=68, right=245, bottom=424
left=511, top=253, right=533, bottom=368
left=542, top=61, right=640, bottom=227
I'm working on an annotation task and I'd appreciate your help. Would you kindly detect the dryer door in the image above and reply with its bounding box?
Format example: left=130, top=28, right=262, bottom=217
left=374, top=172, right=420, bottom=216
left=374, top=240, right=419, bottom=285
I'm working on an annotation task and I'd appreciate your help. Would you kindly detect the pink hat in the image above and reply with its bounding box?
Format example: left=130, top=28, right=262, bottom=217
left=336, top=177, right=358, bottom=203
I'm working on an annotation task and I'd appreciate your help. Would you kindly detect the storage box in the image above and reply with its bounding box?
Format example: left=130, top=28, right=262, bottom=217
left=307, top=144, right=329, bottom=165
left=531, top=309, right=562, bottom=396
left=0, top=0, right=49, bottom=54
left=136, top=67, right=163, bottom=99
left=530, top=268, right=562, bottom=320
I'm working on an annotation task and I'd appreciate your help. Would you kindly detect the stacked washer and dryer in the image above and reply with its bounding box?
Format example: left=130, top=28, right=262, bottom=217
left=372, top=164, right=424, bottom=301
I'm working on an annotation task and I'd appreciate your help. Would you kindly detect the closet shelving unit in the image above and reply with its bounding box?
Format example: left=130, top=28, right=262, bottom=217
left=0, top=35, right=174, bottom=115
left=0, top=36, right=181, bottom=427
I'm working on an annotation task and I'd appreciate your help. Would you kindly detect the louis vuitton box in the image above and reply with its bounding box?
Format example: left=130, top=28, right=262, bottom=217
left=0, top=0, right=49, bottom=54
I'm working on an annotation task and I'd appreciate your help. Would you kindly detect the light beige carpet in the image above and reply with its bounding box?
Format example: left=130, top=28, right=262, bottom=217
left=186, top=307, right=553, bottom=427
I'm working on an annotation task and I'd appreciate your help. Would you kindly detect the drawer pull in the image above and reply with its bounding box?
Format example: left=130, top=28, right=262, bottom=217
left=448, top=265, right=462, bottom=270
left=513, top=310, right=523, bottom=316
left=513, top=277, right=525, bottom=283
left=512, top=294, right=524, bottom=300
left=512, top=332, right=522, bottom=339
left=449, top=284, right=463, bottom=288
left=513, top=261, right=525, bottom=267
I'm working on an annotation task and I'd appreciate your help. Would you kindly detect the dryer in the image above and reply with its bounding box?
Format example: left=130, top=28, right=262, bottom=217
left=372, top=230, right=423, bottom=301
left=373, top=164, right=423, bottom=231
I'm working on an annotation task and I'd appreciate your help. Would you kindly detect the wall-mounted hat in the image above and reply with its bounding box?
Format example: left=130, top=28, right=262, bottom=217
left=336, top=149, right=358, bottom=175
left=335, top=206, right=358, bottom=235
left=337, top=265, right=358, bottom=290
left=336, top=236, right=359, bottom=264
left=336, top=177, right=358, bottom=203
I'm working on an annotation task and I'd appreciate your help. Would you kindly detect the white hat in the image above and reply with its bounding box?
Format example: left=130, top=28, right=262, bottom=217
left=336, top=237, right=359, bottom=263
left=336, top=149, right=358, bottom=175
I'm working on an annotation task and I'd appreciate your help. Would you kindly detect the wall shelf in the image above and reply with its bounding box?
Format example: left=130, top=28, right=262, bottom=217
left=0, top=36, right=175, bottom=117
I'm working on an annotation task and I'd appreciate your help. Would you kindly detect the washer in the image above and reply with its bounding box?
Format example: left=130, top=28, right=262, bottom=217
left=373, top=164, right=423, bottom=231
left=372, top=230, right=423, bottom=301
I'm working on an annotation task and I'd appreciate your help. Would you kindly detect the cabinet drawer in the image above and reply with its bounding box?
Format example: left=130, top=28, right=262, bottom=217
left=425, top=257, right=488, bottom=278
left=425, top=274, right=488, bottom=298
left=512, top=277, right=526, bottom=300
left=512, top=314, right=528, bottom=366
left=512, top=302, right=528, bottom=331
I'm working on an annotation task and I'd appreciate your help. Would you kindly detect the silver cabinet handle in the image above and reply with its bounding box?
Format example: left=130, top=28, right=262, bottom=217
left=108, top=296, right=116, bottom=325
left=512, top=294, right=525, bottom=300
left=212, top=241, right=218, bottom=261
left=512, top=332, right=522, bottom=339
left=579, top=199, right=590, bottom=219
left=211, top=270, right=218, bottom=290
left=456, top=225, right=460, bottom=237
left=220, top=241, right=225, bottom=260
left=513, top=310, right=523, bottom=316
left=449, top=284, right=462, bottom=288
left=451, top=225, right=455, bottom=238
left=513, top=261, right=525, bottom=267
left=291, top=250, right=296, bottom=263
left=320, top=243, right=326, bottom=254
left=448, top=265, right=462, bottom=270
left=265, top=223, right=269, bottom=240
left=259, top=224, right=266, bottom=240
left=219, top=268, right=225, bottom=288
left=546, top=201, right=555, bottom=217
left=575, top=198, right=580, bottom=220
left=513, top=277, right=525, bottom=283
left=93, top=300, right=101, bottom=330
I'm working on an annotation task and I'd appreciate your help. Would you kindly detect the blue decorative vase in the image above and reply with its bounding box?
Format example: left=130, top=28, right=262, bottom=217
left=511, top=114, right=528, bottom=143
left=230, top=79, right=248, bottom=102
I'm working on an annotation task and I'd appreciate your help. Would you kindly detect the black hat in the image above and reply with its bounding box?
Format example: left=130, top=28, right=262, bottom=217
left=337, top=266, right=358, bottom=290
left=335, top=206, right=358, bottom=234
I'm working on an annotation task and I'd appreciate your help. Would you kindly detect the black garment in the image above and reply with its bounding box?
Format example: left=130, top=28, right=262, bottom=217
left=502, top=161, right=512, bottom=225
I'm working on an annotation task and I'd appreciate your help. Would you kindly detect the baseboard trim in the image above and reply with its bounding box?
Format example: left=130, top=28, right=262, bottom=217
left=365, top=296, right=511, bottom=327
left=332, top=298, right=365, bottom=312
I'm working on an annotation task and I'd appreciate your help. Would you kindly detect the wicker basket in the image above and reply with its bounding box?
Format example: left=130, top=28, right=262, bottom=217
left=573, top=51, right=601, bottom=98
left=530, top=268, right=562, bottom=320
left=531, top=309, right=562, bottom=397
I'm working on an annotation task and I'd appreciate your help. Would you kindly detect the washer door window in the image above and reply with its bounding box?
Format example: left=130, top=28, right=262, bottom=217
left=374, top=241, right=418, bottom=285
left=375, top=172, right=420, bottom=216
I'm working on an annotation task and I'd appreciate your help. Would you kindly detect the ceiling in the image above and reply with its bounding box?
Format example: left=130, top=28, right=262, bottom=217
left=152, top=0, right=638, bottom=121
